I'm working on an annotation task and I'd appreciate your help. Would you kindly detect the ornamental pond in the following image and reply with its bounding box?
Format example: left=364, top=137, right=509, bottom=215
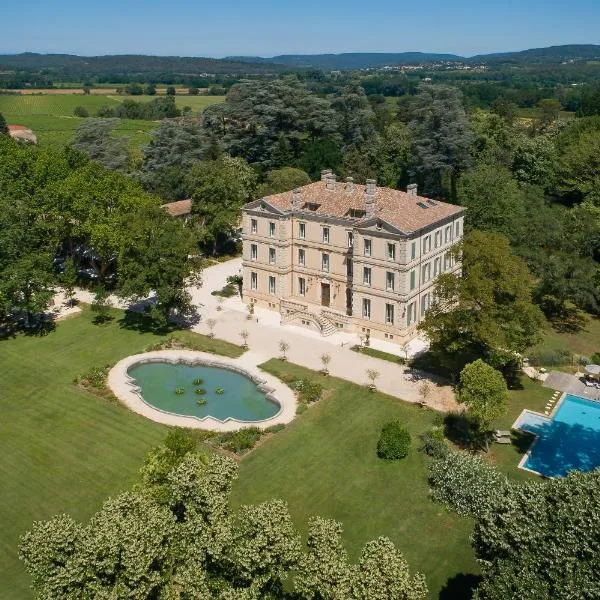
left=128, top=361, right=280, bottom=423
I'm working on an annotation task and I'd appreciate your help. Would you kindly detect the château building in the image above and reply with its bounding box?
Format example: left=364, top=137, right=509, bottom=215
left=241, top=170, right=464, bottom=344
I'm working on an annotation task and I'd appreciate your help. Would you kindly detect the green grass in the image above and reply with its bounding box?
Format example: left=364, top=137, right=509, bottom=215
left=0, top=307, right=240, bottom=599
left=0, top=94, right=224, bottom=149
left=350, top=344, right=406, bottom=364
left=167, top=329, right=244, bottom=358
left=231, top=359, right=478, bottom=599
left=487, top=376, right=554, bottom=480
left=531, top=313, right=600, bottom=364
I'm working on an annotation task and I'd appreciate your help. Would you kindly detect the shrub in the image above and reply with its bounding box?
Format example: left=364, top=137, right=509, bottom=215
left=175, top=387, right=185, bottom=395
left=419, top=427, right=450, bottom=458
left=428, top=451, right=509, bottom=518
left=195, top=388, right=207, bottom=395
left=377, top=421, right=411, bottom=460
left=590, top=352, right=600, bottom=364
left=293, top=379, right=323, bottom=404
left=192, top=377, right=204, bottom=385
left=215, top=387, right=225, bottom=395
left=73, top=105, right=89, bottom=117
left=197, top=398, right=207, bottom=406
left=219, top=427, right=263, bottom=454
left=529, top=348, right=573, bottom=367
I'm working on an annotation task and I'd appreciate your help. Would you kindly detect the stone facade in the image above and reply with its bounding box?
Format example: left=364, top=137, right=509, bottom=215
left=242, top=173, right=464, bottom=344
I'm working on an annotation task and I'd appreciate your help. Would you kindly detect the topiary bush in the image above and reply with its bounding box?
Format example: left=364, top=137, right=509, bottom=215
left=377, top=421, right=411, bottom=460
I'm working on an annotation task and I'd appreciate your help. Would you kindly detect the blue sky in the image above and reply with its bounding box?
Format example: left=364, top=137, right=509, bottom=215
left=2, top=0, right=599, bottom=57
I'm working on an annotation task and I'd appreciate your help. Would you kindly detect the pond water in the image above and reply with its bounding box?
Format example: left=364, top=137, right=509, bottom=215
left=128, top=361, right=280, bottom=422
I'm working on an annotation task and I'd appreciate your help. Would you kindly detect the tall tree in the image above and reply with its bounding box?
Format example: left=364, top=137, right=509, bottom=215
left=0, top=112, right=8, bottom=136
left=140, top=119, right=208, bottom=199
left=331, top=80, right=377, bottom=149
left=419, top=231, right=545, bottom=377
left=203, top=77, right=337, bottom=169
left=405, top=84, right=473, bottom=200
left=187, top=155, right=257, bottom=254
left=117, top=204, right=202, bottom=326
left=457, top=360, right=508, bottom=441
left=257, top=167, right=311, bottom=196
left=72, top=118, right=130, bottom=172
left=20, top=435, right=428, bottom=600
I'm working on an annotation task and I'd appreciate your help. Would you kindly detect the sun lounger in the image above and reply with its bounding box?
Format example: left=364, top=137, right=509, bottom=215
left=495, top=437, right=511, bottom=444
left=495, top=430, right=511, bottom=437
left=584, top=379, right=595, bottom=387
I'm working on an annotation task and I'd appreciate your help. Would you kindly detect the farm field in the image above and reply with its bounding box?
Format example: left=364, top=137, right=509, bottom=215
left=0, top=94, right=225, bottom=148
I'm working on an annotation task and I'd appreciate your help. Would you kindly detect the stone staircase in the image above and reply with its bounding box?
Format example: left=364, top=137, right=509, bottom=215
left=281, top=309, right=337, bottom=337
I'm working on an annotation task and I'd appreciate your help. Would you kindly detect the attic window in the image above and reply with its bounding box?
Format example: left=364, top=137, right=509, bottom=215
left=417, top=202, right=429, bottom=209
left=302, top=202, right=320, bottom=211
left=347, top=208, right=366, bottom=218
left=426, top=199, right=437, bottom=206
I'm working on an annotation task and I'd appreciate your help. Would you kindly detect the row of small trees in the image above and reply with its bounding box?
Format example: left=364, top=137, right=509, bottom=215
left=20, top=431, right=428, bottom=599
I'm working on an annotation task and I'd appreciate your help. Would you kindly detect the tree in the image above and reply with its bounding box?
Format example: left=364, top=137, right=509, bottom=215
left=258, top=167, right=312, bottom=196
left=117, top=204, right=201, bottom=326
left=140, top=119, right=208, bottom=199
left=72, top=118, right=130, bottom=172
left=554, top=118, right=600, bottom=202
left=405, top=84, right=473, bottom=200
left=458, top=164, right=526, bottom=241
left=166, top=86, right=176, bottom=96
left=279, top=340, right=289, bottom=361
left=203, top=77, right=337, bottom=170
left=366, top=369, right=379, bottom=390
left=187, top=155, right=257, bottom=254
left=320, top=352, right=331, bottom=374
left=239, top=329, right=249, bottom=348
left=419, top=231, right=545, bottom=378
left=0, top=112, right=8, bottom=135
left=73, top=105, right=89, bottom=118
left=91, top=286, right=111, bottom=323
left=188, top=86, right=199, bottom=95
left=457, top=360, right=508, bottom=441
left=20, top=438, right=428, bottom=599
left=145, top=84, right=157, bottom=96
left=418, top=381, right=432, bottom=407
left=206, top=318, right=217, bottom=338
left=473, top=471, right=600, bottom=600
left=331, top=80, right=376, bottom=150
left=60, top=258, right=78, bottom=307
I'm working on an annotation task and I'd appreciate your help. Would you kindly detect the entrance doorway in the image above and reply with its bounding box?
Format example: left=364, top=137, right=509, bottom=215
left=321, top=283, right=330, bottom=307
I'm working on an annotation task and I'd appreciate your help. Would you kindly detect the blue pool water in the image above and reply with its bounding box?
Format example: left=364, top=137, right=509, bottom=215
left=515, top=395, right=600, bottom=477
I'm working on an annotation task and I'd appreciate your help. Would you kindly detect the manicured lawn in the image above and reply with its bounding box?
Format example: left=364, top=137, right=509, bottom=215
left=231, top=359, right=478, bottom=599
left=0, top=308, right=239, bottom=599
left=530, top=313, right=600, bottom=366
left=350, top=344, right=407, bottom=364
left=487, top=376, right=554, bottom=480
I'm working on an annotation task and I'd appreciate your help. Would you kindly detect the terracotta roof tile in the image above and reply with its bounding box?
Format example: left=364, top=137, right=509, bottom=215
left=161, top=199, right=192, bottom=217
left=264, top=180, right=463, bottom=233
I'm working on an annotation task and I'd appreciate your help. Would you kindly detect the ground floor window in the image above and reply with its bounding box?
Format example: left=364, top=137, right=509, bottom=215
left=268, top=276, right=276, bottom=295
left=407, top=301, right=417, bottom=326
left=298, top=277, right=306, bottom=296
left=250, top=271, right=257, bottom=291
left=385, top=303, right=394, bottom=324
left=362, top=298, right=371, bottom=319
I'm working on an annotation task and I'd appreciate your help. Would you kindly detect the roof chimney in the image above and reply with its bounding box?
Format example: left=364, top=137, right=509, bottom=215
left=365, top=179, right=377, bottom=196
left=321, top=168, right=332, bottom=182
left=345, top=176, right=354, bottom=192
left=291, top=188, right=301, bottom=209
left=325, top=173, right=336, bottom=191
left=407, top=183, right=418, bottom=196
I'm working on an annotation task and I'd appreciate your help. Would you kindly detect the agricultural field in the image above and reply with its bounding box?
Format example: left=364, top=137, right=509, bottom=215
left=0, top=93, right=225, bottom=149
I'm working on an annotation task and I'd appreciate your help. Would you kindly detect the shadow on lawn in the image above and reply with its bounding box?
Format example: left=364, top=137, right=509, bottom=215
left=439, top=572, right=482, bottom=600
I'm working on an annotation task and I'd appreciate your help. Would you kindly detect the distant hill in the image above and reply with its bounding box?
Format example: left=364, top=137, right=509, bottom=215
left=226, top=52, right=462, bottom=70
left=229, top=44, right=600, bottom=70
left=470, top=44, right=600, bottom=64
left=0, top=53, right=289, bottom=76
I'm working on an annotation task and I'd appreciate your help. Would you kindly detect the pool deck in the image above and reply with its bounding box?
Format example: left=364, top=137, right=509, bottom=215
left=107, top=350, right=297, bottom=431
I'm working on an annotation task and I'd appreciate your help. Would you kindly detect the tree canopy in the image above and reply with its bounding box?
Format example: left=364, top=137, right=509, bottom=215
left=20, top=432, right=427, bottom=600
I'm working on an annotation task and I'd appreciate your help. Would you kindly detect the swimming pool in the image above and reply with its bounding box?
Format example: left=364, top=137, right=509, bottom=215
left=514, top=394, right=600, bottom=477
left=128, top=361, right=280, bottom=423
